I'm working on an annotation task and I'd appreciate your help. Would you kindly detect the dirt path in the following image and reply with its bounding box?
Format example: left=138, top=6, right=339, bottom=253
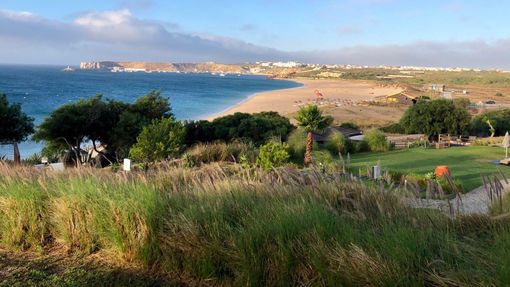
left=406, top=182, right=510, bottom=215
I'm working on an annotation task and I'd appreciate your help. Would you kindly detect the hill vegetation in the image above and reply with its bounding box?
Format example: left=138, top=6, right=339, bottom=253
left=1, top=163, right=510, bottom=285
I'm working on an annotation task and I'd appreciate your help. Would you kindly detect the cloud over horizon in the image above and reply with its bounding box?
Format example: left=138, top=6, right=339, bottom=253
left=1, top=8, right=510, bottom=69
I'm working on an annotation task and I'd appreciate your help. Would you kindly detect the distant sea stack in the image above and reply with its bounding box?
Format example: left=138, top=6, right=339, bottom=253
left=79, top=61, right=250, bottom=74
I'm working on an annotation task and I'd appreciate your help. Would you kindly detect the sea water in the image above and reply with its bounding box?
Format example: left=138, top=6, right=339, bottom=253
left=0, top=65, right=302, bottom=158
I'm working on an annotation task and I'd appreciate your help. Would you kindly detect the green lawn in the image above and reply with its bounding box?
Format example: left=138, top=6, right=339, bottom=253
left=348, top=146, right=510, bottom=191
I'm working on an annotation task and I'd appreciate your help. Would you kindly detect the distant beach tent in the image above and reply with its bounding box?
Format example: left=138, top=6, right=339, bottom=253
left=314, top=89, right=323, bottom=98
left=503, top=132, right=510, bottom=157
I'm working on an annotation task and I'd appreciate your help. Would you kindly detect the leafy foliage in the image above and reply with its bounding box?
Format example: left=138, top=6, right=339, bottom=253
left=363, top=129, right=390, bottom=152
left=295, top=105, right=333, bottom=133
left=399, top=99, right=471, bottom=138
left=470, top=109, right=510, bottom=137
left=184, top=111, right=295, bottom=146
left=33, top=90, right=172, bottom=160
left=0, top=93, right=34, bottom=144
left=256, top=141, right=289, bottom=169
left=295, top=105, right=333, bottom=165
left=326, top=130, right=356, bottom=155
left=339, top=122, right=360, bottom=129
left=130, top=117, right=185, bottom=165
left=380, top=123, right=405, bottom=134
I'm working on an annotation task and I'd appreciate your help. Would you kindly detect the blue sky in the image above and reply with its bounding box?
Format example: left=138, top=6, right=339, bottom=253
left=1, top=0, right=510, bottom=67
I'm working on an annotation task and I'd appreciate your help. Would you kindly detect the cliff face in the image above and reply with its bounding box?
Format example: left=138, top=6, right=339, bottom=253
left=80, top=61, right=120, bottom=70
left=80, top=61, right=250, bottom=74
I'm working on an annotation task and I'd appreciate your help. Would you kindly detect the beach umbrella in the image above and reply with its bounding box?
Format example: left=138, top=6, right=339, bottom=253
left=503, top=131, right=510, bottom=158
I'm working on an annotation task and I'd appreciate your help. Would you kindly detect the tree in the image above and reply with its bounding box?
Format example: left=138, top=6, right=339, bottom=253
left=0, top=94, right=34, bottom=164
left=33, top=90, right=173, bottom=165
left=294, top=105, right=333, bottom=165
left=399, top=99, right=471, bottom=139
left=109, top=90, right=173, bottom=157
left=33, top=95, right=107, bottom=165
left=470, top=109, right=510, bottom=137
left=130, top=117, right=185, bottom=168
left=184, top=111, right=295, bottom=146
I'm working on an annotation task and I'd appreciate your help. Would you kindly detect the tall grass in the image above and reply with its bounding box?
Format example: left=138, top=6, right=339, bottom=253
left=0, top=162, right=509, bottom=285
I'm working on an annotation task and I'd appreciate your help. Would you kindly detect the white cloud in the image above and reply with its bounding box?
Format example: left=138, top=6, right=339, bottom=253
left=0, top=9, right=510, bottom=69
left=0, top=9, right=285, bottom=64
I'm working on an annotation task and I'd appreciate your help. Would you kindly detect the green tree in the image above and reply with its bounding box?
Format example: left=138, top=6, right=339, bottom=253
left=470, top=109, right=510, bottom=137
left=0, top=94, right=34, bottom=164
left=294, top=105, right=333, bottom=165
left=108, top=90, right=173, bottom=157
left=399, top=99, right=471, bottom=139
left=185, top=111, right=295, bottom=146
left=33, top=95, right=109, bottom=165
left=33, top=90, right=173, bottom=164
left=130, top=117, right=185, bottom=168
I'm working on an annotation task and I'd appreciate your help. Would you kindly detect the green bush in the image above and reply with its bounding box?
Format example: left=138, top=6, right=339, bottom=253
left=357, top=140, right=370, bottom=152
left=364, top=129, right=390, bottom=152
left=130, top=117, right=185, bottom=165
left=326, top=131, right=356, bottom=155
left=256, top=141, right=289, bottom=169
left=184, top=111, right=295, bottom=146
left=311, top=150, right=336, bottom=171
left=184, top=140, right=259, bottom=165
left=380, top=123, right=405, bottom=134
left=339, top=122, right=359, bottom=129
left=408, top=140, right=429, bottom=148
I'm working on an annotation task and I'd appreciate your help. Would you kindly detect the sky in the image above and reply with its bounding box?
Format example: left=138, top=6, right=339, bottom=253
left=1, top=0, right=510, bottom=68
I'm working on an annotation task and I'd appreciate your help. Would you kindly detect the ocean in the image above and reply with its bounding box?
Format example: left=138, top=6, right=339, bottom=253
left=0, top=65, right=302, bottom=158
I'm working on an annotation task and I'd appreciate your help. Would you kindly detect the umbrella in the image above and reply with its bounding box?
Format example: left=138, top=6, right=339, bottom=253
left=503, top=131, right=510, bottom=158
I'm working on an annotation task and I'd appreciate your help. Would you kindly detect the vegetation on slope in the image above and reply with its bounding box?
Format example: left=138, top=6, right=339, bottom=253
left=0, top=163, right=510, bottom=285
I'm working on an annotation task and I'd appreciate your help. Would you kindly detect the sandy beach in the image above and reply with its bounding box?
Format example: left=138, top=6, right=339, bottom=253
left=205, top=78, right=402, bottom=121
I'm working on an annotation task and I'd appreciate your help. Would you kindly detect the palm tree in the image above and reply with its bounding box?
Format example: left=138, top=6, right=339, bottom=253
left=295, top=105, right=333, bottom=165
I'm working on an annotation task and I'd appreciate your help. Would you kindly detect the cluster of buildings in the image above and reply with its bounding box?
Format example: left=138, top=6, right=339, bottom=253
left=251, top=61, right=505, bottom=73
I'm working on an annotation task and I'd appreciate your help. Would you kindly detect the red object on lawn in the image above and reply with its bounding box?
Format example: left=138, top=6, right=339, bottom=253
left=435, top=166, right=450, bottom=178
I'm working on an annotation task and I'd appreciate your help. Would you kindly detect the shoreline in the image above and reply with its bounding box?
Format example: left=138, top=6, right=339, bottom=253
left=204, top=78, right=402, bottom=121
left=201, top=79, right=305, bottom=120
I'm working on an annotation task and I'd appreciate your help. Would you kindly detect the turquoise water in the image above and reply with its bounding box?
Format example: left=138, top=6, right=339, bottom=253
left=0, top=65, right=301, bottom=158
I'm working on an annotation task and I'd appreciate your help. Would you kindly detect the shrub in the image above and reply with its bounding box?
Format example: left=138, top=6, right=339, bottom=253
left=495, top=92, right=504, bottom=97
left=130, top=117, right=185, bottom=165
left=408, top=140, right=429, bottom=148
left=339, top=122, right=359, bottom=129
left=357, top=140, right=370, bottom=152
left=185, top=112, right=295, bottom=146
left=326, top=131, right=356, bottom=155
left=184, top=140, right=258, bottom=165
left=326, top=131, right=345, bottom=155
left=25, top=153, right=42, bottom=165
left=364, top=129, right=390, bottom=152
left=380, top=123, right=405, bottom=134
left=256, top=141, right=289, bottom=169
left=311, top=150, right=335, bottom=171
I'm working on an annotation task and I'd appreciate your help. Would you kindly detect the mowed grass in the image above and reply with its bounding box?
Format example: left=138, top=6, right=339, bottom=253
left=348, top=146, right=510, bottom=191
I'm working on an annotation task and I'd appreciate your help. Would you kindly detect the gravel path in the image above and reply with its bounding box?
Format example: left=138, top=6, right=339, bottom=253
left=405, top=181, right=510, bottom=215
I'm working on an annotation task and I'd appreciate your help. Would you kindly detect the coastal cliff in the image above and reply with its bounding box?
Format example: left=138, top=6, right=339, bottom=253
left=79, top=61, right=250, bottom=74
